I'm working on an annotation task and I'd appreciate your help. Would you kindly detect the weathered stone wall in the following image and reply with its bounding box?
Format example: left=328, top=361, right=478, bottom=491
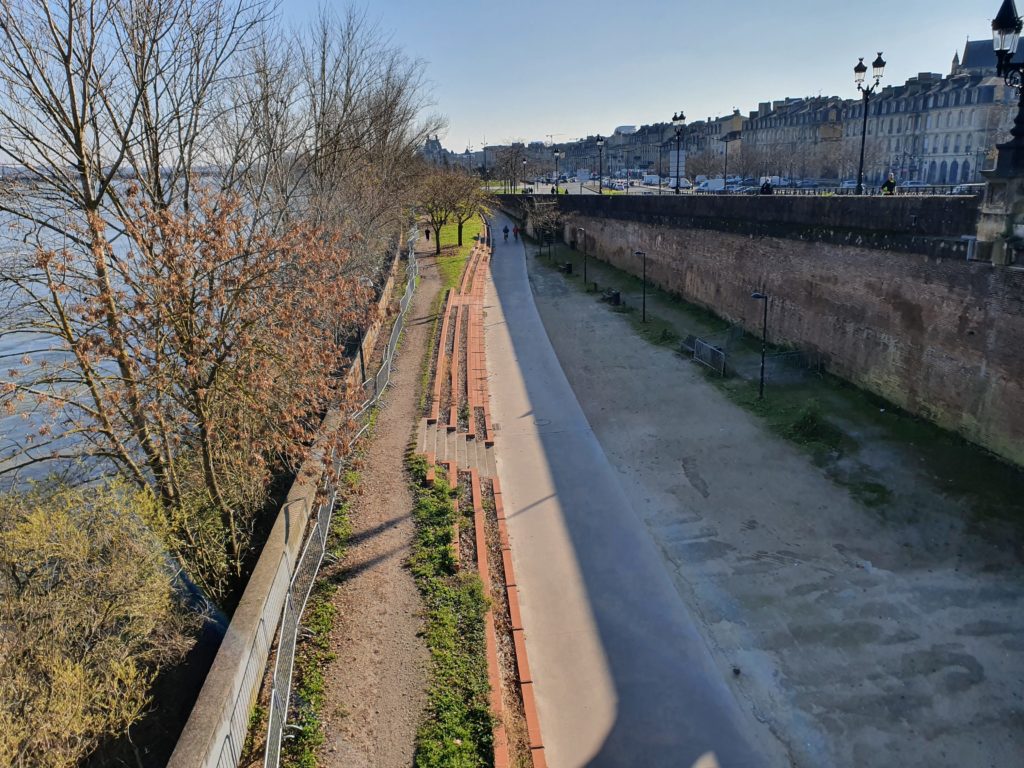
left=499, top=195, right=1023, bottom=466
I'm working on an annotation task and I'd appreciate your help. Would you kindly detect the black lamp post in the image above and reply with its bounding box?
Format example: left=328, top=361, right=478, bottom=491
left=596, top=135, right=605, bottom=194
left=751, top=292, right=769, bottom=399
left=577, top=227, right=587, bottom=285
left=672, top=111, right=685, bottom=194
left=636, top=250, right=647, bottom=322
left=854, top=52, right=886, bottom=195
left=522, top=158, right=527, bottom=192
left=553, top=148, right=561, bottom=191
left=991, top=0, right=1024, bottom=175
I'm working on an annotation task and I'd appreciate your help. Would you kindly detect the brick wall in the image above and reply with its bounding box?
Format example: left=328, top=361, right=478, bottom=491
left=536, top=206, right=1023, bottom=467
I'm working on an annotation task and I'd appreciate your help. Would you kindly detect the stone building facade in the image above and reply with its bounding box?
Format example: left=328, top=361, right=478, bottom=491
left=430, top=40, right=1018, bottom=187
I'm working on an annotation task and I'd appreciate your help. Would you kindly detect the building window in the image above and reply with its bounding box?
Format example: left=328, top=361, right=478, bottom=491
left=954, top=134, right=961, bottom=152
left=943, top=135, right=950, bottom=153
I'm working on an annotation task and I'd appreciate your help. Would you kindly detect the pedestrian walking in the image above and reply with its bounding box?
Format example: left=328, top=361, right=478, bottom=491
left=513, top=225, right=519, bottom=241
left=503, top=225, right=509, bottom=241
left=425, top=228, right=430, bottom=241
left=881, top=172, right=897, bottom=195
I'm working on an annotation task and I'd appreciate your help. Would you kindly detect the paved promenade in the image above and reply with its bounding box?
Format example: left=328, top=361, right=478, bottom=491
left=483, top=214, right=785, bottom=767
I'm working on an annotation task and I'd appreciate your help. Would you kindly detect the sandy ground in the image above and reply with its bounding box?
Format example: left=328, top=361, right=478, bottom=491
left=520, top=231, right=1024, bottom=767
left=316, top=246, right=440, bottom=768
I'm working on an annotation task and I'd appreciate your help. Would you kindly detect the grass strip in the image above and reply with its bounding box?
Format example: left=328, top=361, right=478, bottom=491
left=437, top=215, right=484, bottom=289
left=407, top=454, right=493, bottom=768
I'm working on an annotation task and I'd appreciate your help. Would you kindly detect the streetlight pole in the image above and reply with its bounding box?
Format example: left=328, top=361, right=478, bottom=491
left=671, top=111, right=685, bottom=194
left=721, top=133, right=737, bottom=189
left=636, top=250, right=647, bottom=322
left=990, top=0, right=1024, bottom=176
left=596, top=135, right=605, bottom=195
left=522, top=158, right=527, bottom=192
left=854, top=52, right=886, bottom=195
left=577, top=227, right=587, bottom=285
left=553, top=148, right=561, bottom=192
left=751, top=292, right=769, bottom=399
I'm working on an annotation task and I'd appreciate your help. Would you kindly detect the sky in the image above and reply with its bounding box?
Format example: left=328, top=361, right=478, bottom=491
left=283, top=0, right=997, bottom=150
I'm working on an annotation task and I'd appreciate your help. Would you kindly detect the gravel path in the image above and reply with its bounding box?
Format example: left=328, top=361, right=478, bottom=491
left=317, top=247, right=440, bottom=768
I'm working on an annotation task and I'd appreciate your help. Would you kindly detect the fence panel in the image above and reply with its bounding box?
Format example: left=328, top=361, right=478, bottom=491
left=693, top=338, right=726, bottom=375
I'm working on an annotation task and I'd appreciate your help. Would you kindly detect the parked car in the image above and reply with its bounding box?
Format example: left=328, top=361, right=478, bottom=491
left=951, top=183, right=985, bottom=195
left=798, top=180, right=819, bottom=189
left=839, top=179, right=858, bottom=189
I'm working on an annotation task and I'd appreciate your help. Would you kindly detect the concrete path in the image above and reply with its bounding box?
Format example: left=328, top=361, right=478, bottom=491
left=483, top=213, right=787, bottom=768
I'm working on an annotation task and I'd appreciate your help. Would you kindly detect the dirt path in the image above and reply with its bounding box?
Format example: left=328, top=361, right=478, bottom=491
left=317, top=245, right=441, bottom=768
left=516, top=220, right=1024, bottom=767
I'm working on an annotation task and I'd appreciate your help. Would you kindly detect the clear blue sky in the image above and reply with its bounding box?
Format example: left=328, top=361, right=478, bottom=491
left=284, top=0, right=995, bottom=150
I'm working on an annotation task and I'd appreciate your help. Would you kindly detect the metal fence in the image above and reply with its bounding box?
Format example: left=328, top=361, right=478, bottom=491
left=692, top=338, right=726, bottom=375
left=261, top=231, right=419, bottom=768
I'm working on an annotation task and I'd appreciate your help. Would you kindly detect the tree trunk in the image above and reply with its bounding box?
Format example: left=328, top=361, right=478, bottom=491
left=457, top=221, right=464, bottom=246
left=434, top=227, right=441, bottom=254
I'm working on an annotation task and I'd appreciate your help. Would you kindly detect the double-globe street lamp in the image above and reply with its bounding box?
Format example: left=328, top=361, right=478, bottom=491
left=991, top=0, right=1024, bottom=175
left=553, top=148, right=562, bottom=192
left=596, top=135, right=605, bottom=195
left=853, top=52, right=886, bottom=195
left=671, top=111, right=685, bottom=194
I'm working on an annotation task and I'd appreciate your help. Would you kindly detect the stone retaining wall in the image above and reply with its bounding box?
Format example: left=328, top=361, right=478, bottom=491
left=501, top=195, right=1023, bottom=466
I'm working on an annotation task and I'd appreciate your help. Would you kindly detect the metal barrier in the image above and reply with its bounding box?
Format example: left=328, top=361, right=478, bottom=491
left=261, top=231, right=419, bottom=768
left=693, top=338, right=727, bottom=375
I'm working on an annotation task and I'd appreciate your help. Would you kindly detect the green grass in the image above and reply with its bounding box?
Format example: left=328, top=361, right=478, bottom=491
left=436, top=215, right=484, bottom=290
left=407, top=455, right=493, bottom=768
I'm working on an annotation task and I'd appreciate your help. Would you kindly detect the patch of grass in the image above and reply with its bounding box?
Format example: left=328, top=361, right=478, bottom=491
left=418, top=289, right=447, bottom=414
left=407, top=455, right=493, bottom=768
left=847, top=480, right=893, bottom=508
left=436, top=215, right=484, bottom=290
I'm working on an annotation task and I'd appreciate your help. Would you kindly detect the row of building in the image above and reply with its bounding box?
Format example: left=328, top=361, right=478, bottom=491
left=424, top=39, right=1019, bottom=187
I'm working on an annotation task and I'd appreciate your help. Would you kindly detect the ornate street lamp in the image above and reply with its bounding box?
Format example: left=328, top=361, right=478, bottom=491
left=522, top=158, right=527, bottom=192
left=596, top=135, right=605, bottom=194
left=672, top=111, right=686, bottom=194
left=854, top=52, right=886, bottom=195
left=991, top=0, right=1024, bottom=175
left=552, top=148, right=562, bottom=192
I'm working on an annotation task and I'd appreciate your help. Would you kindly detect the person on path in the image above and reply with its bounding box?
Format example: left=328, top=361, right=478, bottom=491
left=513, top=225, right=520, bottom=241
left=503, top=225, right=509, bottom=241
left=881, top=172, right=897, bottom=195
left=424, top=228, right=430, bottom=241
left=760, top=179, right=774, bottom=195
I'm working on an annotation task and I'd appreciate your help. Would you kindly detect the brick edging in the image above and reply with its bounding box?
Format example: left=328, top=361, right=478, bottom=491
left=493, top=477, right=546, bottom=766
